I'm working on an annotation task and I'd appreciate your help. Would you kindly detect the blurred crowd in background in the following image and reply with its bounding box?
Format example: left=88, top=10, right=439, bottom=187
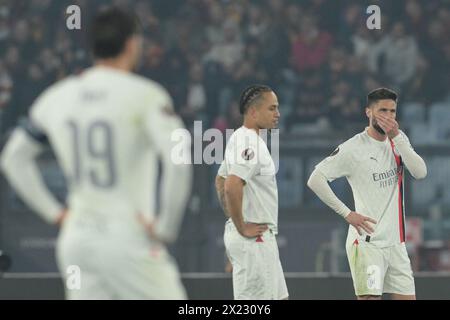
left=1, top=0, right=450, bottom=139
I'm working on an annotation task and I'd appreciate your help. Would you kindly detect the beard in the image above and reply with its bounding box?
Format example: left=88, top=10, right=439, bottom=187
left=372, top=119, right=385, bottom=135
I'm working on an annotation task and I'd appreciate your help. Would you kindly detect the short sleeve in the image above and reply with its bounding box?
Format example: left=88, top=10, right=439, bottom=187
left=225, top=135, right=261, bottom=182
left=217, top=161, right=228, bottom=177
left=315, top=144, right=352, bottom=182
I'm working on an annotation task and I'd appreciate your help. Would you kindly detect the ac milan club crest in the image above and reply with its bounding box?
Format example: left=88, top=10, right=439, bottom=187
left=241, top=148, right=255, bottom=160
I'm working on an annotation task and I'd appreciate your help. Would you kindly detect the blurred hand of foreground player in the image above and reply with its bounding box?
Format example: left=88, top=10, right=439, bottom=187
left=345, top=211, right=377, bottom=235
left=55, top=209, right=68, bottom=227
left=137, top=213, right=162, bottom=242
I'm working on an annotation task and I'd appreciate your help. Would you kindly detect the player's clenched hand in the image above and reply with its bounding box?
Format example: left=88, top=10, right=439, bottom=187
left=345, top=211, right=377, bottom=235
left=375, top=115, right=399, bottom=139
left=137, top=213, right=161, bottom=242
left=240, top=222, right=268, bottom=238
left=55, top=208, right=68, bottom=227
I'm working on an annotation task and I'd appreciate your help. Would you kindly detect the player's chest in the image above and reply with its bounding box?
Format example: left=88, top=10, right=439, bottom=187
left=353, top=147, right=402, bottom=189
left=252, top=148, right=277, bottom=186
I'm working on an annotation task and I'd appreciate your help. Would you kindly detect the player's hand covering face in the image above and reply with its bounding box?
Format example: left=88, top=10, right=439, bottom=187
left=375, top=114, right=400, bottom=139
left=368, top=99, right=397, bottom=136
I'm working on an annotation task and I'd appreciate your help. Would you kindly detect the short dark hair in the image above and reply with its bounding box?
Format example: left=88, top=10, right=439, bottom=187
left=239, top=84, right=273, bottom=115
left=89, top=7, right=141, bottom=59
left=367, top=87, right=398, bottom=107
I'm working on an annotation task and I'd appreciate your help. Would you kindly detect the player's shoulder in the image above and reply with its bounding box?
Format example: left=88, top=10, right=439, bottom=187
left=334, top=132, right=361, bottom=152
left=327, top=131, right=369, bottom=161
left=227, top=126, right=242, bottom=142
left=232, top=126, right=259, bottom=139
left=83, top=66, right=170, bottom=102
left=127, top=72, right=170, bottom=100
left=31, top=75, right=78, bottom=114
left=125, top=74, right=174, bottom=116
left=343, top=130, right=376, bottom=149
left=228, top=127, right=259, bottom=146
left=41, top=75, right=78, bottom=98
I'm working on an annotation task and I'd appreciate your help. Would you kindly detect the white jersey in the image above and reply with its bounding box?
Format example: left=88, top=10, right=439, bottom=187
left=315, top=128, right=414, bottom=248
left=21, top=66, right=188, bottom=244
left=218, top=126, right=278, bottom=233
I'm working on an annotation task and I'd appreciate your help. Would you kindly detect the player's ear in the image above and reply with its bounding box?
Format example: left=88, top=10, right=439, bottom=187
left=123, top=37, right=133, bottom=54
left=365, top=106, right=371, bottom=119
left=124, top=35, right=140, bottom=56
left=248, top=105, right=257, bottom=118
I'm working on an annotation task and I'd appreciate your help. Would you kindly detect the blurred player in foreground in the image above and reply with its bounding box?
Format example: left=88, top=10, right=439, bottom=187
left=215, top=85, right=288, bottom=300
left=0, top=7, right=192, bottom=299
left=308, top=88, right=427, bottom=300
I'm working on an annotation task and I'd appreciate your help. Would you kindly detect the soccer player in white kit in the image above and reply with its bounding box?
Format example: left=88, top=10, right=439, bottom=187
left=308, top=88, right=427, bottom=300
left=0, top=8, right=192, bottom=299
left=215, top=85, right=288, bottom=300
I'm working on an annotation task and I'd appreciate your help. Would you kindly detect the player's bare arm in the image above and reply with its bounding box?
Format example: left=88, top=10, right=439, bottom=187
left=224, top=175, right=268, bottom=238
left=215, top=175, right=229, bottom=217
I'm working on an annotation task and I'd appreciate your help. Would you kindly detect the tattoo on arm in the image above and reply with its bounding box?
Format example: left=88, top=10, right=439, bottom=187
left=215, top=176, right=229, bottom=217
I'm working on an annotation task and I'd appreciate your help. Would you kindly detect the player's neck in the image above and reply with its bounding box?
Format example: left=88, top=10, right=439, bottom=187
left=95, top=57, right=133, bottom=73
left=242, top=120, right=259, bottom=135
left=367, top=126, right=387, bottom=142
